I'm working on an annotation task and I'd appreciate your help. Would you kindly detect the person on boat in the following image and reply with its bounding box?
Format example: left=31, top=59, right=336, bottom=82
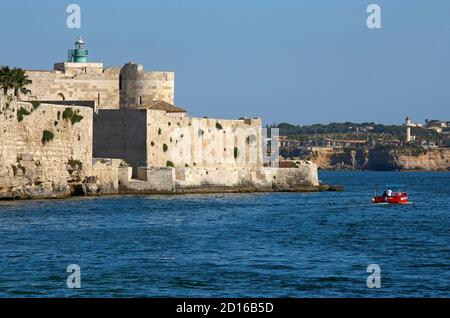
left=382, top=190, right=388, bottom=197
left=386, top=188, right=393, bottom=197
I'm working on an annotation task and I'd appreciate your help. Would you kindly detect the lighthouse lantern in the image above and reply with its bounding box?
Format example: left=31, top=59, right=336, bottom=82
left=67, top=36, right=89, bottom=63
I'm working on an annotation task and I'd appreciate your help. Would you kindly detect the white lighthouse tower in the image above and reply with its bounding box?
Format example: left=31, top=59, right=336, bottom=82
left=405, top=116, right=412, bottom=143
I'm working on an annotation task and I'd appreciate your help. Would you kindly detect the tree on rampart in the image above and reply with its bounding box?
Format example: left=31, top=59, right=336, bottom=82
left=0, top=66, right=13, bottom=95
left=11, top=68, right=32, bottom=98
left=0, top=66, right=32, bottom=99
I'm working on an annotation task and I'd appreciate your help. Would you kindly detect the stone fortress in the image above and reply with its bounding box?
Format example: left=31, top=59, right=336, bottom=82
left=0, top=37, right=321, bottom=199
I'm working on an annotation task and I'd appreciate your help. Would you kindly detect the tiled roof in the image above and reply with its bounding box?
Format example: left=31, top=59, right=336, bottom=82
left=140, top=100, right=186, bottom=113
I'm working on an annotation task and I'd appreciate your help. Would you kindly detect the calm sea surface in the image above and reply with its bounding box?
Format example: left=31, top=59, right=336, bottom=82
left=0, top=171, right=449, bottom=297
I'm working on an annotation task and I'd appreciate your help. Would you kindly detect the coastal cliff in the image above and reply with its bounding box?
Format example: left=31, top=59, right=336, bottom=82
left=310, top=148, right=450, bottom=171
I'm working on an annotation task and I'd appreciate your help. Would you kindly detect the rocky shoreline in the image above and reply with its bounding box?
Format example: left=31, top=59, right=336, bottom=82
left=0, top=183, right=342, bottom=201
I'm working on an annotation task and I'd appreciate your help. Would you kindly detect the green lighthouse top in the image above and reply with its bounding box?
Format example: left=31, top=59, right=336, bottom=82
left=67, top=36, right=88, bottom=63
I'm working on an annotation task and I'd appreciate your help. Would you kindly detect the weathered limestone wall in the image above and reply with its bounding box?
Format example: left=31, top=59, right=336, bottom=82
left=24, top=63, right=120, bottom=109
left=120, top=63, right=175, bottom=108
left=119, top=167, right=175, bottom=193
left=93, top=109, right=262, bottom=172
left=271, top=164, right=320, bottom=190
left=0, top=96, right=93, bottom=198
left=53, top=62, right=103, bottom=76
left=146, top=110, right=263, bottom=170
left=117, top=164, right=320, bottom=194
left=91, top=158, right=127, bottom=194
left=24, top=62, right=174, bottom=111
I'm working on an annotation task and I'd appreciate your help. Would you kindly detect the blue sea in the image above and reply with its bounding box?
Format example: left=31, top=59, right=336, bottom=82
left=0, top=171, right=449, bottom=297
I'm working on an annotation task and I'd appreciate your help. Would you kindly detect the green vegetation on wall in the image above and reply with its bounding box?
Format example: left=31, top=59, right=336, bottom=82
left=163, top=143, right=168, bottom=152
left=166, top=160, right=174, bottom=167
left=62, top=107, right=83, bottom=125
left=17, top=107, right=30, bottom=122
left=41, top=130, right=54, bottom=144
left=68, top=159, right=83, bottom=170
left=30, top=101, right=41, bottom=110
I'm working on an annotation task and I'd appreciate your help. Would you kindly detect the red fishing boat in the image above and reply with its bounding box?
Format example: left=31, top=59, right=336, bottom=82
left=372, top=191, right=409, bottom=204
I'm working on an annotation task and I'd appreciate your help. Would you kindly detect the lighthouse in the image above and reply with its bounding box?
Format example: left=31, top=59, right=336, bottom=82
left=67, top=37, right=88, bottom=63
left=405, top=116, right=412, bottom=143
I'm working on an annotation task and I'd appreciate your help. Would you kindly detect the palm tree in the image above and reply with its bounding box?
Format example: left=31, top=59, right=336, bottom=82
left=11, top=68, right=32, bottom=99
left=0, top=66, right=13, bottom=95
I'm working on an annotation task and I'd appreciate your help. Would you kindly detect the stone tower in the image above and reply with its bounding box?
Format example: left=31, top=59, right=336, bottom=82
left=119, top=62, right=175, bottom=109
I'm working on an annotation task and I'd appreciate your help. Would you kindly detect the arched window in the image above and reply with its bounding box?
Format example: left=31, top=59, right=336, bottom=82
left=57, top=93, right=66, bottom=101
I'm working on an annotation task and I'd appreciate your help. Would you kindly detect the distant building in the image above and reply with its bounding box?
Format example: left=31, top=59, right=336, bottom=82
left=425, top=119, right=448, bottom=129
left=321, top=138, right=367, bottom=148
left=426, top=126, right=443, bottom=133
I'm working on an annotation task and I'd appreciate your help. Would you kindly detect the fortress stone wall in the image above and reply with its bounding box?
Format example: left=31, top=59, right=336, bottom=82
left=0, top=96, right=93, bottom=199
left=24, top=63, right=120, bottom=110
left=93, top=109, right=262, bottom=173
left=118, top=165, right=320, bottom=194
left=92, top=106, right=320, bottom=193
left=0, top=95, right=321, bottom=199
left=145, top=110, right=262, bottom=170
left=23, top=62, right=175, bottom=110
left=0, top=38, right=323, bottom=199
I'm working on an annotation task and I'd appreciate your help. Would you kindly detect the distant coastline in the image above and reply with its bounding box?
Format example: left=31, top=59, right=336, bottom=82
left=275, top=121, right=450, bottom=172
left=294, top=148, right=450, bottom=172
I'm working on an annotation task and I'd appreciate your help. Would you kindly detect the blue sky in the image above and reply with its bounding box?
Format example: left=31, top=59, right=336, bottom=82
left=1, top=0, right=450, bottom=125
